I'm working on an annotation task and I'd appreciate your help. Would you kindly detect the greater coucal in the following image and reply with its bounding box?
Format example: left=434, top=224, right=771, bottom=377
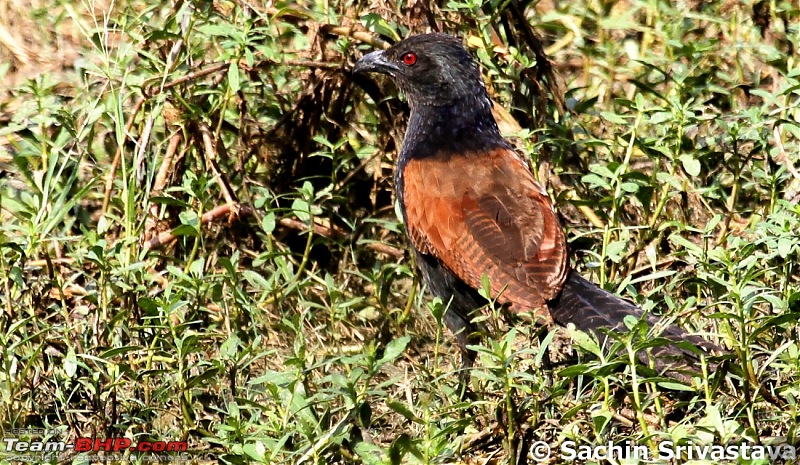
left=354, top=33, right=715, bottom=376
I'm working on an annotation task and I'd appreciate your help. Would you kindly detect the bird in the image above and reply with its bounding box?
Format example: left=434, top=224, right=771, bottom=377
left=353, top=33, right=717, bottom=379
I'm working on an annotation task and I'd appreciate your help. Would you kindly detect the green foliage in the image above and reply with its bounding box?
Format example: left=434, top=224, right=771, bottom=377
left=0, top=0, right=798, bottom=463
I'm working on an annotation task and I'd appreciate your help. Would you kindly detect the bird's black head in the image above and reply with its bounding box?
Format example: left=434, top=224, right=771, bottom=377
left=354, top=33, right=489, bottom=109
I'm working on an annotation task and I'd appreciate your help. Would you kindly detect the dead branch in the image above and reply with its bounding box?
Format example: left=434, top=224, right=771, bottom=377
left=278, top=218, right=405, bottom=258
left=144, top=203, right=254, bottom=250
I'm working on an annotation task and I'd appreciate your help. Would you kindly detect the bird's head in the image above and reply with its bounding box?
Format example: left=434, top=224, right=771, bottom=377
left=353, top=33, right=489, bottom=109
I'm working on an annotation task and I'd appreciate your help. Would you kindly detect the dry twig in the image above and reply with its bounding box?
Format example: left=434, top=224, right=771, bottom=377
left=144, top=204, right=254, bottom=250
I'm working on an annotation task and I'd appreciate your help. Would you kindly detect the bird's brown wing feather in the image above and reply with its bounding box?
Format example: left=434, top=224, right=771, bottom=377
left=403, top=147, right=569, bottom=322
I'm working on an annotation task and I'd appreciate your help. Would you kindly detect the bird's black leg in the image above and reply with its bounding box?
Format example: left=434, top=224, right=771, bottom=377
left=414, top=251, right=486, bottom=398
left=444, top=309, right=481, bottom=399
left=536, top=325, right=554, bottom=387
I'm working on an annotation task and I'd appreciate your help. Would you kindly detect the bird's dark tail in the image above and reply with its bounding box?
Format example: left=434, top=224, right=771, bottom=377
left=549, top=269, right=718, bottom=378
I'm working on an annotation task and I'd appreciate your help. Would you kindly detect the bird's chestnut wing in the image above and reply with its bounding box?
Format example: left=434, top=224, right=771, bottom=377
left=402, top=148, right=569, bottom=322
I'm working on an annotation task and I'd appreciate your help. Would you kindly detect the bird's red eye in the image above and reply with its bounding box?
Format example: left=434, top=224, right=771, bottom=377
left=402, top=52, right=417, bottom=66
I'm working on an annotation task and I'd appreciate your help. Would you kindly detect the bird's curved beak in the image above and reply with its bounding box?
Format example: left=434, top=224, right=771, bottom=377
left=353, top=50, right=398, bottom=75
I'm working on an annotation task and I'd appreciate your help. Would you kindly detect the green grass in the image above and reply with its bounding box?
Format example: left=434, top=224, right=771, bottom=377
left=1, top=0, right=799, bottom=463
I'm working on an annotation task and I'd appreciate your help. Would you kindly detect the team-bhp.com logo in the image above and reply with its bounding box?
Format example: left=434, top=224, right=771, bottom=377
left=4, top=436, right=188, bottom=462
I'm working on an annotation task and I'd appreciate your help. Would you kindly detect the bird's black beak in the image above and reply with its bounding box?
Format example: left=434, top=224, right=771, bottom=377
left=353, top=50, right=398, bottom=75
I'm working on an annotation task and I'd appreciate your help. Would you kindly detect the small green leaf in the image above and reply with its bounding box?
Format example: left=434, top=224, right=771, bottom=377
left=361, top=13, right=401, bottom=41
left=242, top=441, right=267, bottom=462
left=778, top=236, right=794, bottom=258
left=582, top=173, right=611, bottom=189
left=669, top=233, right=703, bottom=255
left=291, top=198, right=311, bottom=221
left=387, top=399, right=421, bottom=423
left=592, top=410, right=613, bottom=435
left=150, top=195, right=191, bottom=207
left=378, top=335, right=410, bottom=366
left=656, top=171, right=684, bottom=190
left=657, top=381, right=696, bottom=391
left=262, top=212, right=276, bottom=233
left=64, top=351, right=78, bottom=378
left=99, top=346, right=140, bottom=359
left=219, top=334, right=241, bottom=360
left=188, top=257, right=205, bottom=276
left=601, top=111, right=632, bottom=125
left=243, top=270, right=272, bottom=291
left=179, top=210, right=199, bottom=227
left=228, top=63, right=240, bottom=93
left=606, top=239, right=628, bottom=263
left=171, top=224, right=198, bottom=237
left=679, top=154, right=701, bottom=176
left=568, top=326, right=601, bottom=357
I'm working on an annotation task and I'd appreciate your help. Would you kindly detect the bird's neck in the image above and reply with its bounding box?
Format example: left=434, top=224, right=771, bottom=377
left=399, top=92, right=507, bottom=166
